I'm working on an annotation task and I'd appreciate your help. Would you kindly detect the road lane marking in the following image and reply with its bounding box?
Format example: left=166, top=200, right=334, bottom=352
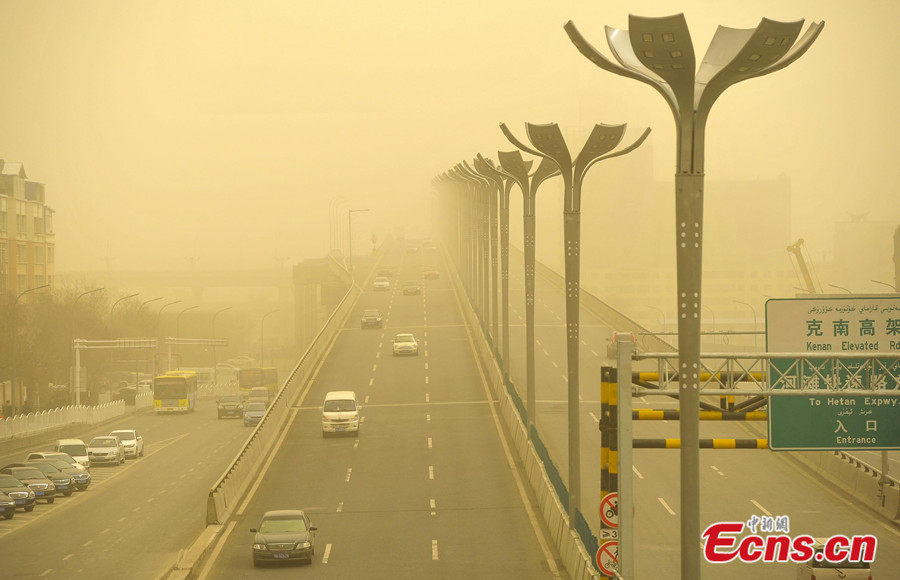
left=425, top=362, right=429, bottom=370
left=432, top=539, right=439, bottom=560
left=427, top=437, right=433, bottom=449
left=39, top=570, right=51, bottom=577
left=711, top=465, right=725, bottom=477
left=364, top=395, right=370, bottom=404
left=336, top=502, right=344, bottom=513
left=63, top=554, right=73, bottom=561
left=372, top=364, right=377, bottom=371
left=322, top=543, right=332, bottom=564
left=750, top=500, right=771, bottom=516
left=429, top=466, right=434, bottom=479
left=658, top=498, right=676, bottom=515
left=345, top=468, right=352, bottom=483
left=430, top=499, right=436, bottom=515
left=425, top=376, right=429, bottom=384
left=376, top=352, right=380, bottom=358
left=543, top=348, right=549, bottom=356
left=426, top=414, right=431, bottom=423
left=591, top=350, right=599, bottom=357
left=589, top=412, right=599, bottom=423
left=369, top=378, right=374, bottom=386
left=101, top=528, right=111, bottom=534
left=551, top=361, right=558, bottom=368
left=633, top=466, right=644, bottom=479
left=83, top=540, right=93, bottom=547
left=425, top=393, right=430, bottom=402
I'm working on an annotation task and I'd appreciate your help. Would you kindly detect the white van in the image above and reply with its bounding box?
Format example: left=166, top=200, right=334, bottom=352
left=54, top=439, right=90, bottom=469
left=321, top=391, right=359, bottom=436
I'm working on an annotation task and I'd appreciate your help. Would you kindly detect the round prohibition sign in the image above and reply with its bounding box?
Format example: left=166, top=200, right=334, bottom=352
left=596, top=540, right=618, bottom=576
left=599, top=492, right=618, bottom=528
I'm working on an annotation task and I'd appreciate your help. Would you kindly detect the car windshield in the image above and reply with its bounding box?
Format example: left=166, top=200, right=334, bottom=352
left=324, top=399, right=356, bottom=412
left=27, top=462, right=61, bottom=474
left=246, top=402, right=267, bottom=412
left=219, top=395, right=241, bottom=403
left=375, top=277, right=387, bottom=282
left=48, top=453, right=75, bottom=463
left=90, top=438, right=117, bottom=448
left=7, top=468, right=44, bottom=479
left=0, top=474, right=23, bottom=486
left=259, top=516, right=307, bottom=534
left=395, top=334, right=415, bottom=342
left=110, top=431, right=135, bottom=441
left=58, top=444, right=86, bottom=456
left=36, top=460, right=71, bottom=470
left=363, top=310, right=380, bottom=316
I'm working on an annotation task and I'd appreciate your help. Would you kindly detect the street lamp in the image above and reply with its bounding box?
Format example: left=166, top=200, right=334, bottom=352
left=176, top=305, right=199, bottom=337
left=501, top=120, right=650, bottom=529
left=155, top=300, right=181, bottom=374
left=871, top=279, right=899, bottom=292
left=564, top=13, right=824, bottom=577
left=260, top=309, right=280, bottom=367
left=109, top=293, right=139, bottom=337
left=496, top=150, right=559, bottom=441
left=212, top=306, right=233, bottom=384
left=329, top=196, right=347, bottom=253
left=70, top=287, right=105, bottom=405
left=10, top=284, right=51, bottom=415
left=347, top=208, right=370, bottom=274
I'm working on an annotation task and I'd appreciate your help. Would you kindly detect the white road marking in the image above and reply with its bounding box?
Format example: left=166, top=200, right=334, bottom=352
left=83, top=540, right=93, bottom=547
left=369, top=378, right=374, bottom=386
left=345, top=468, right=353, bottom=483
left=336, top=502, right=344, bottom=513
left=425, top=362, right=429, bottom=370
left=633, top=466, right=644, bottom=479
left=426, top=414, right=431, bottom=423
left=711, top=465, right=725, bottom=477
left=551, top=361, right=558, bottom=368
left=562, top=375, right=568, bottom=382
left=376, top=352, right=380, bottom=358
left=429, top=466, right=434, bottom=479
left=543, top=348, right=549, bottom=356
left=750, top=499, right=771, bottom=516
left=658, top=498, right=676, bottom=515
left=63, top=554, right=73, bottom=561
left=100, top=528, right=111, bottom=534
left=39, top=570, right=51, bottom=577
left=372, top=364, right=377, bottom=372
left=432, top=539, right=439, bottom=560
left=589, top=412, right=599, bottom=423
left=425, top=376, right=429, bottom=384
left=427, top=437, right=433, bottom=449
left=322, top=543, right=332, bottom=564
left=591, top=350, right=599, bottom=357
left=430, top=498, right=436, bottom=515
left=364, top=395, right=370, bottom=404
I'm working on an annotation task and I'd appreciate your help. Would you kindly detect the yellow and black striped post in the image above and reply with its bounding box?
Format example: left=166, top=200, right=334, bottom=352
left=599, top=366, right=618, bottom=579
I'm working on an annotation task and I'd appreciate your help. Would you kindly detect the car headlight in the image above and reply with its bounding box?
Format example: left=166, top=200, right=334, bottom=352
left=299, top=541, right=311, bottom=549
left=47, top=483, right=56, bottom=490
left=27, top=491, right=34, bottom=498
left=252, top=543, right=268, bottom=551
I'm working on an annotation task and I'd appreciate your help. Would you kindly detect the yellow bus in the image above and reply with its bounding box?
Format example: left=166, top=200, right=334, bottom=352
left=237, top=367, right=264, bottom=396
left=153, top=370, right=198, bottom=413
left=262, top=367, right=279, bottom=396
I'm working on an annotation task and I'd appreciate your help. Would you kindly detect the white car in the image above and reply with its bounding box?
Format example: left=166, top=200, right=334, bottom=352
left=54, top=439, right=90, bottom=470
left=109, top=429, right=144, bottom=458
left=373, top=276, right=391, bottom=291
left=392, top=333, right=419, bottom=356
left=321, top=391, right=360, bottom=436
left=87, top=436, right=125, bottom=466
left=796, top=537, right=873, bottom=579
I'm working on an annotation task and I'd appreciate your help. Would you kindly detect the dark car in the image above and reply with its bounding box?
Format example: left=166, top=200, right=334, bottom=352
left=243, top=401, right=267, bottom=427
left=0, top=491, right=15, bottom=519
left=5, top=462, right=74, bottom=497
left=402, top=280, right=422, bottom=295
left=0, top=473, right=36, bottom=512
left=0, top=466, right=56, bottom=504
left=250, top=509, right=317, bottom=566
left=360, top=309, right=383, bottom=329
left=217, top=394, right=244, bottom=419
left=27, top=458, right=91, bottom=491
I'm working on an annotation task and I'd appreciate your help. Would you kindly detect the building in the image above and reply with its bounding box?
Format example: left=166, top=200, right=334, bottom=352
left=0, top=160, right=55, bottom=294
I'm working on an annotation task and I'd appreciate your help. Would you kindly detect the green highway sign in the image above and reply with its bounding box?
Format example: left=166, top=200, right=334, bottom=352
left=766, top=297, right=900, bottom=451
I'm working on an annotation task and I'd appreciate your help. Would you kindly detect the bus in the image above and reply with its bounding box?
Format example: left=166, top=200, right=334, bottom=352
left=262, top=367, right=279, bottom=396
left=237, top=367, right=264, bottom=396
left=153, top=370, right=198, bottom=414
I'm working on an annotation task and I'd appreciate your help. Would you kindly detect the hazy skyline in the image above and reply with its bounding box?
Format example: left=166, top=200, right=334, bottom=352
left=0, top=0, right=896, bottom=276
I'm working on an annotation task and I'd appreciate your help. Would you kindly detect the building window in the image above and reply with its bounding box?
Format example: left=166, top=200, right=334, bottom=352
left=17, top=274, right=26, bottom=290
left=16, top=243, right=26, bottom=264
left=0, top=196, right=6, bottom=232
left=34, top=245, right=44, bottom=264
left=35, top=274, right=45, bottom=286
left=47, top=246, right=54, bottom=264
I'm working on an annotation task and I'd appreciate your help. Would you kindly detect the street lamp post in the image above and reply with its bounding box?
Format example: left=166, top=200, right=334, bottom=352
left=564, top=13, right=824, bottom=577
left=155, top=300, right=181, bottom=374
left=496, top=150, right=559, bottom=441
left=212, top=306, right=233, bottom=384
left=347, top=208, right=370, bottom=274
left=501, top=121, right=650, bottom=529
left=472, top=156, right=502, bottom=354
left=10, top=284, right=51, bottom=415
left=456, top=163, right=492, bottom=336
left=70, top=287, right=105, bottom=405
left=109, top=293, right=139, bottom=337
left=176, top=305, right=199, bottom=337
left=260, top=309, right=280, bottom=367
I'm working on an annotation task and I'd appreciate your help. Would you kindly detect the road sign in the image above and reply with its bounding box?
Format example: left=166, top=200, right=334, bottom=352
left=600, top=528, right=619, bottom=540
left=766, top=297, right=900, bottom=450
left=599, top=492, right=618, bottom=528
left=596, top=540, right=618, bottom=576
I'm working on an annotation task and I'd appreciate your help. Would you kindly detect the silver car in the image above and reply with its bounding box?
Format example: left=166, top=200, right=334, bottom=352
left=87, top=436, right=126, bottom=466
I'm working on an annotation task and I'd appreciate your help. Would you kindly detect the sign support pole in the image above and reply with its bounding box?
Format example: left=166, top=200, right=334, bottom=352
left=616, top=334, right=635, bottom=579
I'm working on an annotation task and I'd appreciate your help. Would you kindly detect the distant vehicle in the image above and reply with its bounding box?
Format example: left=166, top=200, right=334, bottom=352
left=25, top=451, right=89, bottom=473
left=180, top=367, right=214, bottom=388
left=87, top=436, right=125, bottom=466
left=423, top=266, right=440, bottom=279
left=228, top=356, right=257, bottom=369
left=153, top=371, right=198, bottom=413
left=247, top=387, right=271, bottom=407
left=360, top=309, right=383, bottom=329
left=321, top=391, right=360, bottom=436
left=54, top=439, right=90, bottom=470
left=217, top=394, right=244, bottom=419
left=402, top=280, right=422, bottom=295
left=26, top=458, right=91, bottom=491
left=250, top=509, right=317, bottom=566
left=376, top=268, right=393, bottom=278
left=109, top=429, right=144, bottom=458
left=373, top=277, right=391, bottom=291
left=392, top=333, right=419, bottom=356
left=238, top=367, right=264, bottom=396
left=795, top=537, right=873, bottom=579
left=0, top=474, right=35, bottom=512
left=0, top=466, right=56, bottom=503
left=12, top=462, right=74, bottom=496
left=0, top=491, right=15, bottom=519
left=243, top=401, right=267, bottom=427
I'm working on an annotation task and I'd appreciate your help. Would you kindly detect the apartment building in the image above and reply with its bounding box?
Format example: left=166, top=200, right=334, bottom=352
left=0, top=160, right=55, bottom=294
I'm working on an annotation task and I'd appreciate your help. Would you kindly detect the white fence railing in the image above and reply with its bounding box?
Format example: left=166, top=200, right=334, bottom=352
left=0, top=392, right=154, bottom=442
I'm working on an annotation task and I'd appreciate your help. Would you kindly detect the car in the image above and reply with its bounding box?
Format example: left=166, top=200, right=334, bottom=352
left=137, top=379, right=153, bottom=391
left=360, top=309, right=383, bottom=329
left=321, top=391, right=360, bottom=436
left=250, top=509, right=317, bottom=566
left=5, top=462, right=75, bottom=496
left=109, top=429, right=144, bottom=458
left=402, top=280, right=422, bottom=295
left=25, top=451, right=90, bottom=474
left=0, top=474, right=35, bottom=512
left=423, top=266, right=440, bottom=279
left=376, top=268, right=393, bottom=278
left=217, top=394, right=244, bottom=419
left=54, top=439, right=90, bottom=470
left=247, top=387, right=271, bottom=407
left=87, top=436, right=126, bottom=466
left=796, top=537, right=873, bottom=579
left=392, top=333, right=419, bottom=356
left=243, top=401, right=267, bottom=427
left=0, top=491, right=15, bottom=519
left=0, top=466, right=56, bottom=503
left=373, top=276, right=391, bottom=291
left=27, top=458, right=91, bottom=491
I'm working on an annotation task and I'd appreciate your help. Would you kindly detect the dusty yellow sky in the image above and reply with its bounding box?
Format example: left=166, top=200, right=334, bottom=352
left=0, top=0, right=895, bottom=273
